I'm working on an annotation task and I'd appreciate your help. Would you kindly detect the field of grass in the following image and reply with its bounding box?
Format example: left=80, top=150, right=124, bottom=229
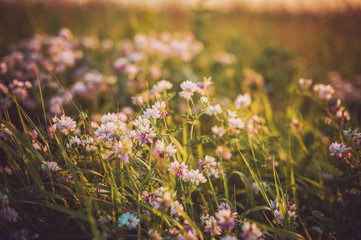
left=0, top=2, right=361, bottom=240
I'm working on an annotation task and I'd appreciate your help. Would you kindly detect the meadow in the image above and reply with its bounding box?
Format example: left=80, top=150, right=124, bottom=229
left=0, top=2, right=361, bottom=239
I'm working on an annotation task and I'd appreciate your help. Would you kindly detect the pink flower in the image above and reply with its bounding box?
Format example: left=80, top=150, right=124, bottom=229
left=168, top=160, right=188, bottom=177
left=155, top=140, right=177, bottom=159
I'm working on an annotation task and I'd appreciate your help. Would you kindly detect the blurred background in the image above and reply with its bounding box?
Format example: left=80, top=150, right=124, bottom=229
left=1, top=0, right=361, bottom=122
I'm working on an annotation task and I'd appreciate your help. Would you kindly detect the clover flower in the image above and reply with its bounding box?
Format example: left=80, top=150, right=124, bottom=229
left=182, top=169, right=207, bottom=186
left=197, top=76, right=212, bottom=95
left=241, top=221, right=263, bottom=240
left=313, top=84, right=335, bottom=100
left=329, top=142, right=351, bottom=160
left=143, top=107, right=161, bottom=119
left=205, top=104, right=222, bottom=116
left=154, top=140, right=177, bottom=159
left=235, top=93, right=251, bottom=109
left=212, top=125, right=226, bottom=137
left=179, top=80, right=198, bottom=100
left=201, top=214, right=222, bottom=236
left=152, top=101, right=168, bottom=117
left=153, top=80, right=173, bottom=92
left=216, top=146, right=232, bottom=160
left=52, top=115, right=77, bottom=135
left=168, top=160, right=188, bottom=177
left=118, top=212, right=139, bottom=229
left=215, top=209, right=235, bottom=230
left=228, top=117, right=245, bottom=131
left=270, top=197, right=297, bottom=226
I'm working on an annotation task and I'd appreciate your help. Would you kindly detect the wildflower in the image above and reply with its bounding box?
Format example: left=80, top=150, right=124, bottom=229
left=235, top=93, right=251, bottom=109
left=199, top=155, right=217, bottom=171
left=0, top=207, right=18, bottom=222
left=313, top=84, right=335, bottom=100
left=170, top=200, right=184, bottom=219
left=118, top=212, right=139, bottom=229
left=152, top=101, right=168, bottom=117
left=216, top=146, right=232, bottom=160
left=329, top=142, right=351, bottom=160
left=197, top=76, right=212, bottom=95
left=179, top=80, right=198, bottom=100
left=52, top=115, right=77, bottom=135
left=228, top=117, right=245, bottom=130
left=200, top=96, right=209, bottom=105
left=66, top=136, right=82, bottom=148
left=137, top=124, right=156, bottom=143
left=205, top=104, right=222, bottom=116
left=241, top=221, right=263, bottom=240
left=168, top=160, right=188, bottom=177
left=155, top=140, right=177, bottom=159
left=299, top=78, right=313, bottom=90
left=270, top=197, right=297, bottom=226
left=212, top=125, right=226, bottom=137
left=215, top=209, right=235, bottom=230
left=153, top=80, right=173, bottom=92
left=182, top=169, right=207, bottom=186
left=201, top=214, right=222, bottom=236
left=143, top=107, right=160, bottom=119
left=41, top=161, right=61, bottom=172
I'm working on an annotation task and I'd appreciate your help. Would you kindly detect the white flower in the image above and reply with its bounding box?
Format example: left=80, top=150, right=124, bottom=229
left=182, top=169, right=207, bottom=186
left=205, top=104, right=222, bottom=116
left=235, top=93, right=251, bottom=109
left=212, top=125, right=226, bottom=137
left=179, top=80, right=198, bottom=100
left=152, top=101, right=168, bottom=117
left=155, top=139, right=177, bottom=158
left=313, top=84, right=335, bottom=100
left=143, top=108, right=160, bottom=119
left=228, top=117, right=245, bottom=129
left=153, top=80, right=173, bottom=92
left=200, top=97, right=209, bottom=104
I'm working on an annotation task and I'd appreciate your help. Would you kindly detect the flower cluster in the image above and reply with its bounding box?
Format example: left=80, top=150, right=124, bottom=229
left=329, top=142, right=352, bottom=160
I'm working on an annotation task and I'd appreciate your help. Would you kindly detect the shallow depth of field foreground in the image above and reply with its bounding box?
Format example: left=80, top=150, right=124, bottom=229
left=0, top=1, right=361, bottom=240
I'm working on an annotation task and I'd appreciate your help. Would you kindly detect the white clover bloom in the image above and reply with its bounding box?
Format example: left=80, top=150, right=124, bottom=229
left=241, top=221, right=263, bottom=240
left=235, top=93, right=251, bottom=109
left=212, top=125, right=226, bottom=137
left=313, top=84, right=335, bottom=100
left=153, top=80, right=173, bottom=92
left=183, top=169, right=207, bottom=186
left=200, top=97, right=209, bottom=104
left=205, top=104, right=222, bottom=116
left=155, top=139, right=177, bottom=158
left=143, top=108, right=160, bottom=119
left=228, top=117, right=245, bottom=129
left=133, top=116, right=151, bottom=128
left=152, top=101, right=168, bottom=117
left=52, top=115, right=77, bottom=135
left=179, top=80, right=198, bottom=100
left=100, top=113, right=117, bottom=124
